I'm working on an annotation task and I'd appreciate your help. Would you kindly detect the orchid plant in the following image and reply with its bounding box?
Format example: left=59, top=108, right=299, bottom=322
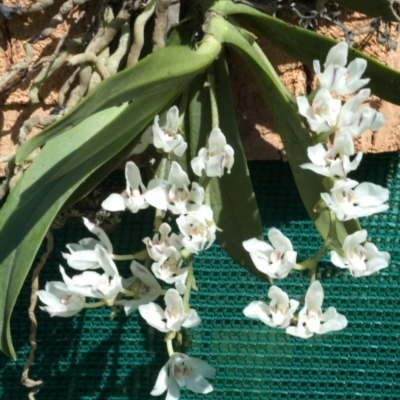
left=0, top=0, right=398, bottom=398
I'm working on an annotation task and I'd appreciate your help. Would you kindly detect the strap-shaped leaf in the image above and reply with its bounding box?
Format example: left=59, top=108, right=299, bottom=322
left=210, top=53, right=265, bottom=280
left=16, top=43, right=222, bottom=164
left=0, top=87, right=180, bottom=360
left=209, top=1, right=400, bottom=106
left=204, top=13, right=353, bottom=249
left=335, top=0, right=399, bottom=22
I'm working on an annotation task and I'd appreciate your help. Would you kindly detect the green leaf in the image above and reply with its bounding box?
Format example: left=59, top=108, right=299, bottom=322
left=16, top=43, right=222, bottom=164
left=187, top=74, right=212, bottom=163
left=334, top=0, right=399, bottom=22
left=210, top=1, right=400, bottom=106
left=204, top=13, right=353, bottom=248
left=0, top=88, right=180, bottom=360
left=210, top=53, right=265, bottom=280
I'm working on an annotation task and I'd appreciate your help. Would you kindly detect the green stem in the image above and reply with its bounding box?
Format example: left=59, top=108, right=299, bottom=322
left=208, top=64, right=219, bottom=129
left=166, top=339, right=174, bottom=357
left=83, top=300, right=107, bottom=308
left=111, top=254, right=135, bottom=261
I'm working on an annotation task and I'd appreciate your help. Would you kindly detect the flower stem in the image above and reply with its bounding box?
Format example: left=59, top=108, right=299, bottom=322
left=208, top=64, right=219, bottom=129
left=111, top=254, right=135, bottom=261
left=83, top=300, right=106, bottom=308
left=166, top=339, right=174, bottom=357
left=183, top=257, right=197, bottom=311
left=120, top=288, right=136, bottom=297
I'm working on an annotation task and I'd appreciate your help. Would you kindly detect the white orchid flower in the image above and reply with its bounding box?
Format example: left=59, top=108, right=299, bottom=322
left=337, top=89, right=385, bottom=136
left=152, top=106, right=187, bottom=156
left=296, top=88, right=341, bottom=134
left=144, top=162, right=204, bottom=214
left=314, top=41, right=369, bottom=95
left=331, top=229, right=390, bottom=277
left=243, top=228, right=297, bottom=279
left=116, top=261, right=162, bottom=316
left=60, top=245, right=123, bottom=301
left=151, top=353, right=215, bottom=399
left=191, top=128, right=234, bottom=177
left=176, top=205, right=216, bottom=254
left=151, top=246, right=188, bottom=294
left=36, top=281, right=85, bottom=317
left=243, top=286, right=299, bottom=329
left=138, top=289, right=201, bottom=333
left=321, top=178, right=389, bottom=221
left=62, top=217, right=113, bottom=271
left=143, top=222, right=183, bottom=262
left=300, top=133, right=362, bottom=177
left=286, top=280, right=348, bottom=338
left=101, top=161, right=149, bottom=213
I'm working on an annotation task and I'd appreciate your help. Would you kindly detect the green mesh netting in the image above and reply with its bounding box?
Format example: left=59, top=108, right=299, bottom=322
left=1, top=153, right=399, bottom=399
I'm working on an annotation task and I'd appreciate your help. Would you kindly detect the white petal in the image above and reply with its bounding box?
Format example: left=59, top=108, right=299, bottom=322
left=331, top=251, right=347, bottom=268
left=130, top=261, right=161, bottom=290
left=268, top=228, right=293, bottom=252
left=182, top=309, right=202, bottom=328
left=208, top=127, right=227, bottom=152
left=205, top=154, right=225, bottom=177
left=138, top=302, right=168, bottom=332
left=125, top=161, right=142, bottom=191
left=305, top=280, right=324, bottom=311
left=307, top=144, right=327, bottom=166
left=191, top=154, right=206, bottom=177
left=95, top=245, right=118, bottom=277
left=243, top=238, right=271, bottom=254
left=101, top=193, right=126, bottom=212
left=354, top=182, right=389, bottom=206
left=324, top=42, right=348, bottom=67
left=166, top=106, right=179, bottom=131
left=243, top=301, right=275, bottom=327
left=166, top=375, right=180, bottom=400
left=168, top=161, right=190, bottom=187
left=65, top=250, right=100, bottom=270
left=150, top=364, right=169, bottom=396
left=144, top=179, right=169, bottom=210
left=82, top=217, right=113, bottom=253
left=185, top=373, right=214, bottom=394
left=319, top=307, right=347, bottom=334
left=186, top=357, right=216, bottom=378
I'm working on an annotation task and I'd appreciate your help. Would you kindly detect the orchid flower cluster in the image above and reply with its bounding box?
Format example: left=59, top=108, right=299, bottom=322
left=242, top=42, right=390, bottom=338
left=36, top=42, right=391, bottom=397
left=36, top=105, right=234, bottom=399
